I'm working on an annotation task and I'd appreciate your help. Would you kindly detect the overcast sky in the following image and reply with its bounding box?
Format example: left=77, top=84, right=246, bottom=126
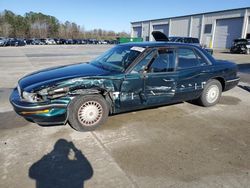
left=0, top=0, right=249, bottom=32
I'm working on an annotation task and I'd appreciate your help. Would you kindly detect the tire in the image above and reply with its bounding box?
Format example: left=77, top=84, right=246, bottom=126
left=68, top=95, right=109, bottom=131
left=197, top=79, right=222, bottom=107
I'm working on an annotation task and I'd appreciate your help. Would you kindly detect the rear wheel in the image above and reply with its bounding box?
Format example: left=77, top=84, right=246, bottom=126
left=197, top=79, right=222, bottom=107
left=68, top=95, right=109, bottom=131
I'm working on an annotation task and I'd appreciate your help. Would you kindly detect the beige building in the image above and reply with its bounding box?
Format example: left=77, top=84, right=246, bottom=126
left=131, top=7, right=250, bottom=49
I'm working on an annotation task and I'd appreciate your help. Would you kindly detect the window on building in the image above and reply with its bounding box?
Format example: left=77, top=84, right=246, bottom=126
left=204, top=24, right=212, bottom=34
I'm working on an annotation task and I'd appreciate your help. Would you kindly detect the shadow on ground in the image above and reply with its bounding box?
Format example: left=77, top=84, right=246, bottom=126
left=29, top=139, right=93, bottom=188
left=219, top=96, right=241, bottom=105
left=238, top=85, right=250, bottom=92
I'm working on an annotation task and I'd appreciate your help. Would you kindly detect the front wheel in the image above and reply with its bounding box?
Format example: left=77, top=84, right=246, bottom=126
left=197, top=79, right=222, bottom=107
left=68, top=95, right=109, bottom=131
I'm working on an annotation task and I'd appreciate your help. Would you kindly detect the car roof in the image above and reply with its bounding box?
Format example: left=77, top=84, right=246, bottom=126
left=118, top=41, right=199, bottom=48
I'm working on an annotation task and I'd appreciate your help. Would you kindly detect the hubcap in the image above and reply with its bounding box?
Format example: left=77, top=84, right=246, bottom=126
left=206, top=85, right=219, bottom=104
left=77, top=101, right=103, bottom=126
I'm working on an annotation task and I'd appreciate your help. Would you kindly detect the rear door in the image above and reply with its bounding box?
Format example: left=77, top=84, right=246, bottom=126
left=175, top=47, right=211, bottom=101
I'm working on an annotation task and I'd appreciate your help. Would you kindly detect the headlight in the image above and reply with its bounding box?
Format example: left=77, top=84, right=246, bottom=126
left=22, top=91, right=38, bottom=102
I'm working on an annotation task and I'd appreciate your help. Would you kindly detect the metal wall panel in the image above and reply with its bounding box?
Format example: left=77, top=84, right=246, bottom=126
left=170, top=17, right=190, bottom=36
left=213, top=17, right=244, bottom=48
left=247, top=17, right=250, bottom=33
left=142, top=22, right=150, bottom=41
left=191, top=16, right=202, bottom=38
left=153, top=24, right=169, bottom=36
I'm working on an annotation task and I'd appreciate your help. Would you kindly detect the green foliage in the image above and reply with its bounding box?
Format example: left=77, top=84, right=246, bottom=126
left=0, top=10, right=129, bottom=39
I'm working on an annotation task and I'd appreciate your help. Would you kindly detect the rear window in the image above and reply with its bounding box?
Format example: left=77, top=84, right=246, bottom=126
left=177, top=48, right=206, bottom=69
left=192, top=38, right=199, bottom=43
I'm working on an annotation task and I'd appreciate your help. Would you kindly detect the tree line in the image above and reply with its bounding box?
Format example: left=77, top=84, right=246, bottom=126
left=0, top=10, right=129, bottom=39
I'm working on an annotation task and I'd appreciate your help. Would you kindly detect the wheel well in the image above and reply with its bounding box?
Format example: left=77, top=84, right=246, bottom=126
left=213, top=77, right=225, bottom=91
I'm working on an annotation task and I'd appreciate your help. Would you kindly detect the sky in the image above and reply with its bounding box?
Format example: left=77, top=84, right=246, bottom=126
left=0, top=0, right=249, bottom=32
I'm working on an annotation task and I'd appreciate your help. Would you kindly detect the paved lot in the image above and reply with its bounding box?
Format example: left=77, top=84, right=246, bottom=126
left=0, top=45, right=250, bottom=188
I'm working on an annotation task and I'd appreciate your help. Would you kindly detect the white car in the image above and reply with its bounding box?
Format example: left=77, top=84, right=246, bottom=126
left=45, top=38, right=56, bottom=45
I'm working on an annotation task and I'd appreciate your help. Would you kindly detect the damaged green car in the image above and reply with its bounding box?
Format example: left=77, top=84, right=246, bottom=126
left=10, top=42, right=239, bottom=131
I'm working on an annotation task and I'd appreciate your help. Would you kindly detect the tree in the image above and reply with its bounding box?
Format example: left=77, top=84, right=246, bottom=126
left=0, top=9, right=129, bottom=39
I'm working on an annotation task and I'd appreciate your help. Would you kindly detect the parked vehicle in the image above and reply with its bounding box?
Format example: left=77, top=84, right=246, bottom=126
left=29, top=39, right=46, bottom=45
left=168, top=36, right=213, bottom=55
left=65, top=39, right=74, bottom=44
left=10, top=33, right=239, bottom=131
left=45, top=38, right=56, bottom=45
left=0, top=37, right=7, bottom=46
left=5, top=38, right=26, bottom=46
left=25, top=39, right=33, bottom=45
left=87, top=39, right=99, bottom=44
left=57, top=38, right=67, bottom=44
left=230, top=38, right=250, bottom=54
left=53, top=38, right=59, bottom=44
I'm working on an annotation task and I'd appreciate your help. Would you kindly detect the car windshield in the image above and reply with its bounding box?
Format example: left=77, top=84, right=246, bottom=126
left=90, top=45, right=143, bottom=72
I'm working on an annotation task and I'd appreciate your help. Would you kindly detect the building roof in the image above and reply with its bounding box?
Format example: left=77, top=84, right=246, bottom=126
left=131, top=7, right=250, bottom=24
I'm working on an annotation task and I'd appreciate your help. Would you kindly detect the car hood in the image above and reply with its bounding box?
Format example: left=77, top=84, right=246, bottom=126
left=18, top=63, right=115, bottom=92
left=151, top=31, right=169, bottom=42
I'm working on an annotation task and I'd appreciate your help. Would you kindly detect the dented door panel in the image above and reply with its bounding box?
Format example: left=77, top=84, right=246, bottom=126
left=144, top=72, right=177, bottom=105
left=119, top=73, right=144, bottom=111
left=175, top=66, right=208, bottom=101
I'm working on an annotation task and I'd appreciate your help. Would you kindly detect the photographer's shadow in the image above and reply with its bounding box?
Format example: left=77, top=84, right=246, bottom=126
left=29, top=139, right=93, bottom=188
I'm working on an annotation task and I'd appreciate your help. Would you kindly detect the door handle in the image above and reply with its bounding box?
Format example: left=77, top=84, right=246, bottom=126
left=201, top=70, right=210, bottom=73
left=140, top=73, right=148, bottom=79
left=163, top=79, right=174, bottom=82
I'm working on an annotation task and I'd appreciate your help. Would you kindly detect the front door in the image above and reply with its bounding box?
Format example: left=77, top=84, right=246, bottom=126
left=120, top=47, right=178, bottom=110
left=143, top=48, right=177, bottom=105
left=120, top=73, right=144, bottom=110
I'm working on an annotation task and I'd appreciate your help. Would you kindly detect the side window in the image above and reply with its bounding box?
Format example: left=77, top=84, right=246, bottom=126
left=131, top=50, right=157, bottom=73
left=176, top=38, right=184, bottom=43
left=192, top=38, right=200, bottom=44
left=177, top=48, right=201, bottom=69
left=184, top=38, right=192, bottom=43
left=149, top=48, right=175, bottom=73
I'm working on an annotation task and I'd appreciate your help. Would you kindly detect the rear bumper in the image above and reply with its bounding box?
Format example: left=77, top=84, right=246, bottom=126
left=9, top=88, right=69, bottom=126
left=224, top=77, right=240, bottom=91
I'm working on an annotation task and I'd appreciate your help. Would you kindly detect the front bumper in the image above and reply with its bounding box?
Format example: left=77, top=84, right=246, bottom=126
left=9, top=88, right=69, bottom=126
left=224, top=77, right=240, bottom=91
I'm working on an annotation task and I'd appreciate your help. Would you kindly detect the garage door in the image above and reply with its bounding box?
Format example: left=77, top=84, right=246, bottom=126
left=213, top=17, right=243, bottom=49
left=153, top=24, right=169, bottom=37
left=133, top=27, right=142, bottom=37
